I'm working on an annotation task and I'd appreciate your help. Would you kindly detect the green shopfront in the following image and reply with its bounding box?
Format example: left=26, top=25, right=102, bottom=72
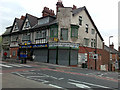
left=48, top=42, right=79, bottom=66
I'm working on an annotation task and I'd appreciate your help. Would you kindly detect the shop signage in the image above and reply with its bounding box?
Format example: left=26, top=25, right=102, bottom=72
left=20, top=45, right=32, bottom=48
left=49, top=42, right=79, bottom=49
left=33, top=43, right=48, bottom=48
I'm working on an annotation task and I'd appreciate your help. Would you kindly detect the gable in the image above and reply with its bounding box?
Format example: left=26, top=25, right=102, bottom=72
left=12, top=22, right=19, bottom=32
left=72, top=7, right=104, bottom=41
left=22, top=18, right=31, bottom=30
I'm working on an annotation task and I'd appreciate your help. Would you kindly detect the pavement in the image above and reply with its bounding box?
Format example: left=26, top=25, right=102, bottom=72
left=2, top=73, right=54, bottom=88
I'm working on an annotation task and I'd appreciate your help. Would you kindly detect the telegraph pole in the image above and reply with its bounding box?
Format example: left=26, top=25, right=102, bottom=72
left=95, top=33, right=97, bottom=70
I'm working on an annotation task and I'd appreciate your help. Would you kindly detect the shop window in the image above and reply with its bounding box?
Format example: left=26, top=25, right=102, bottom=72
left=12, top=51, right=16, bottom=56
left=60, top=28, right=68, bottom=40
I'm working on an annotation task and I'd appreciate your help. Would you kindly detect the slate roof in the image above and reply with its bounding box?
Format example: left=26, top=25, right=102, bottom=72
left=10, top=18, right=24, bottom=33
left=104, top=45, right=118, bottom=54
left=33, top=19, right=57, bottom=29
left=72, top=6, right=104, bottom=41
left=2, top=26, right=12, bottom=36
left=26, top=13, right=38, bottom=27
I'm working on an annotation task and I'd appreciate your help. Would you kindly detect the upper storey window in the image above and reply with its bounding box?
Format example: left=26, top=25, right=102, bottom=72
left=85, top=24, right=88, bottom=33
left=23, top=19, right=31, bottom=30
left=50, top=25, right=58, bottom=38
left=79, top=16, right=82, bottom=25
left=14, top=24, right=18, bottom=30
left=25, top=21, right=30, bottom=28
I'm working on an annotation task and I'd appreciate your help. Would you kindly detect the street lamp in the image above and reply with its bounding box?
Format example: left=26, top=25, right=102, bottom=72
left=109, top=36, right=113, bottom=71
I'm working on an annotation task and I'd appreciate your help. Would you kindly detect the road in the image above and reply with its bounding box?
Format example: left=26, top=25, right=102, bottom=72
left=0, top=60, right=119, bottom=90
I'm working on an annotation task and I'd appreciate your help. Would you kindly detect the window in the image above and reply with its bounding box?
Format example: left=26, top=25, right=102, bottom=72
left=79, top=16, right=82, bottom=25
left=84, top=38, right=89, bottom=46
left=42, top=31, right=46, bottom=38
left=86, top=24, right=88, bottom=33
left=22, top=33, right=30, bottom=41
left=14, top=24, right=18, bottom=30
left=71, top=26, right=78, bottom=38
left=11, top=35, right=18, bottom=41
left=91, top=39, right=95, bottom=48
left=50, top=26, right=58, bottom=37
left=91, top=29, right=95, bottom=34
left=36, top=30, right=46, bottom=39
left=60, top=28, right=68, bottom=40
left=12, top=51, right=16, bottom=56
left=25, top=21, right=30, bottom=28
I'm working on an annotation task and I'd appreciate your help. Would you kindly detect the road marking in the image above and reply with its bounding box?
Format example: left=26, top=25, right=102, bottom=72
left=0, top=64, right=12, bottom=68
left=27, top=76, right=48, bottom=78
left=9, top=64, right=22, bottom=67
left=27, top=77, right=49, bottom=83
left=19, top=64, right=32, bottom=67
left=49, top=84, right=63, bottom=88
left=68, top=82, right=91, bottom=88
left=13, top=72, right=25, bottom=77
left=58, top=78, right=64, bottom=80
left=69, top=79, right=110, bottom=88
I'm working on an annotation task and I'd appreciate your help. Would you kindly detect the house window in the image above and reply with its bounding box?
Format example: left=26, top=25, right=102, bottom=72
left=14, top=24, right=18, bottom=30
left=43, top=30, right=46, bottom=38
left=84, top=38, right=89, bottom=46
left=11, top=35, right=18, bottom=41
left=25, top=21, right=30, bottom=28
left=36, top=30, right=46, bottom=39
left=86, top=24, right=88, bottom=33
left=50, top=26, right=58, bottom=37
left=91, top=29, right=95, bottom=34
left=60, top=28, right=68, bottom=40
left=71, top=26, right=78, bottom=38
left=91, top=39, right=95, bottom=48
left=79, top=16, right=82, bottom=25
left=22, top=33, right=30, bottom=41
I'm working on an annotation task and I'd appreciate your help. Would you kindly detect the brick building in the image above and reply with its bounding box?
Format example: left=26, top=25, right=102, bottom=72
left=2, top=0, right=109, bottom=71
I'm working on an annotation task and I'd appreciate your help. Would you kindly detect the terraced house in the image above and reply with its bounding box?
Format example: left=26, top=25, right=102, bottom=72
left=2, top=1, right=106, bottom=70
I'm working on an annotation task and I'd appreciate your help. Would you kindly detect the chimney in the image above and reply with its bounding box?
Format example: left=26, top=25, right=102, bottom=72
left=56, top=0, right=64, bottom=12
left=42, top=7, right=55, bottom=17
left=109, top=42, right=114, bottom=49
left=72, top=5, right=77, bottom=10
left=20, top=15, right=25, bottom=20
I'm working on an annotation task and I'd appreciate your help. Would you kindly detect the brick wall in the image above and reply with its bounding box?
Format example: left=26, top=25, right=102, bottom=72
left=78, top=46, right=104, bottom=70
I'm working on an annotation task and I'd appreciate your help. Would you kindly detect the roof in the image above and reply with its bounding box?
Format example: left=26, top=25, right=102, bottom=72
left=33, top=19, right=57, bottom=29
left=104, top=45, right=118, bottom=54
left=2, top=26, right=12, bottom=36
left=10, top=18, right=24, bottom=33
left=26, top=13, right=38, bottom=27
left=72, top=6, right=104, bottom=41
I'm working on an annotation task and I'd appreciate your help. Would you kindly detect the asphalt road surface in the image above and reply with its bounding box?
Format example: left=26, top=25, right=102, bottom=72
left=1, top=60, right=119, bottom=90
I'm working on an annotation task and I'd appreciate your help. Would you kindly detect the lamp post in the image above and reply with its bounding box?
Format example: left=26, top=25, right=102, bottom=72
left=109, top=36, right=113, bottom=71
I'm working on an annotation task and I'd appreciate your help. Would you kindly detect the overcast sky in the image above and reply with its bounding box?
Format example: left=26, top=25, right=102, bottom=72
left=0, top=0, right=119, bottom=50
